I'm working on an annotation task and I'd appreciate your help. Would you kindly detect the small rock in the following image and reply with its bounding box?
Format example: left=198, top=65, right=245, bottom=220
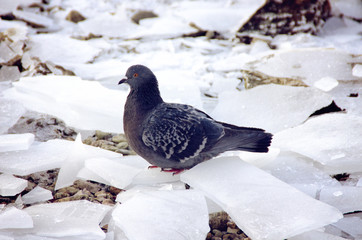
left=131, top=10, right=158, bottom=24
left=212, top=229, right=223, bottom=238
left=102, top=199, right=114, bottom=206
left=206, top=232, right=213, bottom=240
left=95, top=130, right=112, bottom=140
left=74, top=180, right=101, bottom=194
left=109, top=186, right=122, bottom=196
left=66, top=10, right=86, bottom=23
left=111, top=134, right=127, bottom=143
left=116, top=142, right=128, bottom=149
left=211, top=237, right=222, bottom=240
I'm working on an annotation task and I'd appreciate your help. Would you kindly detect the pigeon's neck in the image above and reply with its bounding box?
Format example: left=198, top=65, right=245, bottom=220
left=128, top=85, right=163, bottom=111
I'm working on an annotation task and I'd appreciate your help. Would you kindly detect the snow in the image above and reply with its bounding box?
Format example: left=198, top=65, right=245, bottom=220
left=110, top=190, right=209, bottom=240
left=0, top=133, right=34, bottom=152
left=180, top=156, right=343, bottom=240
left=22, top=186, right=53, bottom=205
left=0, top=174, right=28, bottom=197
left=211, top=84, right=332, bottom=133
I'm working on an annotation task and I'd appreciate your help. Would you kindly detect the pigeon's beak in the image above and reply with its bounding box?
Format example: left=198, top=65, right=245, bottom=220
left=118, top=78, right=128, bottom=85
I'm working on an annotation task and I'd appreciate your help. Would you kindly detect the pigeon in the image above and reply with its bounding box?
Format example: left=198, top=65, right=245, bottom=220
left=119, top=65, right=272, bottom=173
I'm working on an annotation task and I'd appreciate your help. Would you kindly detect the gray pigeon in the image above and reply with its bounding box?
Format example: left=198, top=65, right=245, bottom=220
left=119, top=65, right=272, bottom=172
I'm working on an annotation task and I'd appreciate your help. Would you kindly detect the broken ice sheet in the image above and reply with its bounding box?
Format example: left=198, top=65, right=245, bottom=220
left=23, top=200, right=111, bottom=239
left=181, top=156, right=343, bottom=240
left=0, top=206, right=33, bottom=229
left=244, top=48, right=359, bottom=86
left=0, top=174, right=28, bottom=197
left=0, top=98, right=26, bottom=134
left=77, top=156, right=148, bottom=189
left=55, top=134, right=123, bottom=190
left=111, top=190, right=209, bottom=240
left=332, top=215, right=362, bottom=239
left=273, top=113, right=362, bottom=174
left=22, top=186, right=53, bottom=205
left=319, top=186, right=362, bottom=213
left=3, top=75, right=126, bottom=132
left=211, top=84, right=332, bottom=133
left=0, top=139, right=73, bottom=176
left=262, top=152, right=340, bottom=197
left=0, top=133, right=34, bottom=152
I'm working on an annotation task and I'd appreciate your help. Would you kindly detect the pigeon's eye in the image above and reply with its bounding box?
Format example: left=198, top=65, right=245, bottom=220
left=133, top=73, right=138, bottom=77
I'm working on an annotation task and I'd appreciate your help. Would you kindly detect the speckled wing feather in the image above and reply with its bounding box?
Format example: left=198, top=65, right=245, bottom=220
left=142, top=103, right=224, bottom=163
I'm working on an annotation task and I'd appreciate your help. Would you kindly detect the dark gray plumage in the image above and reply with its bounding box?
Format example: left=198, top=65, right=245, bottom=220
left=119, top=65, right=273, bottom=171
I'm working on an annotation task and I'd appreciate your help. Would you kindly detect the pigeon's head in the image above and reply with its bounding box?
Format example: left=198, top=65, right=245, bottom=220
left=119, top=65, right=158, bottom=90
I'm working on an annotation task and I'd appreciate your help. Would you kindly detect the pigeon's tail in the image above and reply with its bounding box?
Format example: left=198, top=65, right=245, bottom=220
left=215, top=122, right=273, bottom=153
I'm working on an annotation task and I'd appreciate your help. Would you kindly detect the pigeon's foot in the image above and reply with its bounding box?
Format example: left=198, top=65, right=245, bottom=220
left=148, top=165, right=186, bottom=175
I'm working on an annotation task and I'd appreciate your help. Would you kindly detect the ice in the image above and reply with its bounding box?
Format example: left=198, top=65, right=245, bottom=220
left=3, top=75, right=127, bottom=133
left=28, top=34, right=102, bottom=65
left=0, top=133, right=34, bottom=152
left=180, top=156, right=343, bottom=240
left=352, top=64, right=362, bottom=77
left=23, top=200, right=112, bottom=239
left=12, top=10, right=54, bottom=29
left=77, top=156, right=148, bottom=189
left=330, top=0, right=362, bottom=19
left=273, top=113, right=362, bottom=174
left=174, top=0, right=266, bottom=33
left=0, top=139, right=73, bottom=176
left=0, top=98, right=26, bottom=134
left=244, top=48, right=359, bottom=86
left=290, top=229, right=347, bottom=240
left=0, top=174, right=28, bottom=197
left=313, top=77, right=339, bottom=92
left=21, top=186, right=53, bottom=205
left=110, top=190, right=209, bottom=240
left=0, top=66, right=20, bottom=82
left=262, top=152, right=340, bottom=197
left=319, top=186, right=362, bottom=213
left=211, top=84, right=332, bottom=133
left=56, top=134, right=121, bottom=190
left=0, top=206, right=33, bottom=229
left=131, top=167, right=181, bottom=186
left=0, top=0, right=41, bottom=15
left=332, top=216, right=362, bottom=239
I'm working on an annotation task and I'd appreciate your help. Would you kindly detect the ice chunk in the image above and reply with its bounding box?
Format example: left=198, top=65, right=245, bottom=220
left=28, top=34, right=102, bottom=65
left=22, top=186, right=53, bottom=205
left=0, top=139, right=72, bottom=175
left=273, top=113, right=362, bottom=174
left=352, top=64, right=362, bottom=77
left=181, top=156, right=343, bottom=240
left=0, top=66, right=20, bottom=82
left=0, top=174, right=28, bottom=196
left=0, top=98, right=26, bottom=134
left=262, top=152, right=340, bottom=197
left=55, top=134, right=125, bottom=190
left=3, top=75, right=126, bottom=132
left=0, top=133, right=34, bottom=152
left=175, top=0, right=266, bottom=33
left=116, top=184, right=176, bottom=203
left=331, top=0, right=362, bottom=19
left=0, top=206, right=33, bottom=229
left=0, top=0, right=41, bottom=15
left=111, top=190, right=209, bottom=240
left=24, top=200, right=111, bottom=239
left=77, top=156, right=148, bottom=189
left=290, top=229, right=347, bottom=240
left=332, top=216, right=362, bottom=239
left=245, top=48, right=359, bottom=86
left=211, top=84, right=332, bottom=133
left=131, top=167, right=180, bottom=186
left=12, top=10, right=54, bottom=29
left=319, top=186, right=362, bottom=213
left=313, top=77, right=339, bottom=92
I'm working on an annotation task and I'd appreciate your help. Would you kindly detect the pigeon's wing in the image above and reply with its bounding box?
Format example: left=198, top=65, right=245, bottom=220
left=142, top=104, right=224, bottom=163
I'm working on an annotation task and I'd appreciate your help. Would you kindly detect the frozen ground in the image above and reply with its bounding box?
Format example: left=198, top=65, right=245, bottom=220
left=0, top=0, right=362, bottom=239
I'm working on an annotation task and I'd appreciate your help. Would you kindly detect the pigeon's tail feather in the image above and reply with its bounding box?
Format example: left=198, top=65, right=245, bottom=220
left=213, top=122, right=273, bottom=153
